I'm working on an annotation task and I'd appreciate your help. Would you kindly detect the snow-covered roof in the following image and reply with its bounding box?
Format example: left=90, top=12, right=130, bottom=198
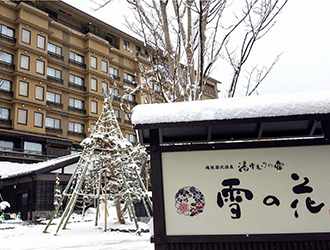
left=0, top=153, right=80, bottom=180
left=132, top=91, right=330, bottom=125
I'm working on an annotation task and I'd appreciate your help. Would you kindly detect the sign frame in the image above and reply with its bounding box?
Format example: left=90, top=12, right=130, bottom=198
left=135, top=114, right=330, bottom=250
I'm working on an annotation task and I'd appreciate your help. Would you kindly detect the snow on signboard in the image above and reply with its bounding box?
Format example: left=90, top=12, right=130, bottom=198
left=132, top=91, right=330, bottom=125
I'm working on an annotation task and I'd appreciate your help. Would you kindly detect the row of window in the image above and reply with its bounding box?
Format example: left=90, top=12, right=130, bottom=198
left=0, top=131, right=136, bottom=155
left=15, top=82, right=130, bottom=114
left=1, top=51, right=136, bottom=87
left=1, top=106, right=82, bottom=133
left=1, top=24, right=148, bottom=57
left=0, top=105, right=130, bottom=126
left=0, top=52, right=137, bottom=87
left=0, top=77, right=135, bottom=102
left=1, top=28, right=140, bottom=81
left=123, top=40, right=149, bottom=57
left=0, top=140, right=42, bottom=155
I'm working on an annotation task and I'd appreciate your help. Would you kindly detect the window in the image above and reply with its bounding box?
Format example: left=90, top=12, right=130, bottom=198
left=124, top=73, right=135, bottom=84
left=124, top=94, right=135, bottom=103
left=69, top=122, right=84, bottom=133
left=69, top=98, right=84, bottom=109
left=109, top=87, right=119, bottom=96
left=123, top=40, right=130, bottom=50
left=22, top=29, right=31, bottom=44
left=0, top=24, right=14, bottom=38
left=0, top=51, right=13, bottom=64
left=102, top=60, right=108, bottom=73
left=17, top=108, right=27, bottom=125
left=0, top=107, right=10, bottom=120
left=24, top=141, right=42, bottom=154
left=46, top=117, right=60, bottom=129
left=20, top=54, right=30, bottom=70
left=46, top=91, right=61, bottom=104
left=69, top=74, right=84, bottom=86
left=114, top=109, right=120, bottom=119
left=47, top=66, right=62, bottom=79
left=159, top=62, right=171, bottom=76
left=91, top=101, right=97, bottom=114
left=19, top=81, right=29, bottom=97
left=0, top=79, right=11, bottom=92
left=90, top=78, right=97, bottom=91
left=145, top=50, right=149, bottom=57
left=0, top=140, right=13, bottom=151
left=155, top=84, right=161, bottom=93
left=148, top=81, right=154, bottom=90
left=36, top=60, right=45, bottom=75
left=37, top=35, right=45, bottom=49
left=102, top=82, right=108, bottom=93
left=126, top=133, right=137, bottom=144
left=109, top=67, right=119, bottom=79
left=89, top=124, right=95, bottom=133
left=34, top=112, right=43, bottom=128
left=182, top=73, right=188, bottom=83
left=70, top=51, right=84, bottom=63
left=35, top=85, right=44, bottom=101
left=91, top=56, right=97, bottom=69
left=48, top=43, right=62, bottom=56
left=136, top=46, right=141, bottom=53
left=125, top=113, right=131, bottom=121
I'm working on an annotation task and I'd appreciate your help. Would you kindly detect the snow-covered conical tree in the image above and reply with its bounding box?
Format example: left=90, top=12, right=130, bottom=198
left=44, top=90, right=151, bottom=234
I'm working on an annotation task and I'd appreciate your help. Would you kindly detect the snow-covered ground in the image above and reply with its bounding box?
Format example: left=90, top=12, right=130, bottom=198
left=0, top=222, right=152, bottom=250
left=0, top=205, right=153, bottom=250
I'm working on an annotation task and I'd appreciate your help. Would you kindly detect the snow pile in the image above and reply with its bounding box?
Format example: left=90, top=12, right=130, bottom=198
left=45, top=200, right=150, bottom=234
left=132, top=91, right=330, bottom=125
left=0, top=153, right=80, bottom=180
left=0, top=201, right=10, bottom=211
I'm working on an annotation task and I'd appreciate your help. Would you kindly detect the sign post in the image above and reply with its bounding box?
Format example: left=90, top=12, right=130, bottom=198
left=132, top=93, right=330, bottom=250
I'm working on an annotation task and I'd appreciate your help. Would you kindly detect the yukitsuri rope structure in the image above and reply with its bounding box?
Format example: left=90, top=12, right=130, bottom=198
left=44, top=91, right=151, bottom=235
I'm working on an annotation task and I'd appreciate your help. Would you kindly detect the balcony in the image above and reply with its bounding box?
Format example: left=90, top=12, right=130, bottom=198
left=46, top=147, right=70, bottom=157
left=0, top=89, right=13, bottom=97
left=0, top=61, right=15, bottom=70
left=47, top=75, right=63, bottom=84
left=69, top=59, right=86, bottom=69
left=46, top=101, right=63, bottom=109
left=68, top=82, right=86, bottom=91
left=0, top=118, right=12, bottom=125
left=68, top=130, right=86, bottom=137
left=68, top=106, right=86, bottom=114
left=108, top=40, right=119, bottom=49
left=123, top=98, right=137, bottom=105
left=136, top=51, right=149, bottom=59
left=0, top=33, right=16, bottom=43
left=0, top=146, right=55, bottom=160
left=123, top=79, right=136, bottom=85
left=110, top=74, right=120, bottom=81
left=48, top=51, right=64, bottom=61
left=45, top=127, right=63, bottom=134
left=113, top=95, right=121, bottom=101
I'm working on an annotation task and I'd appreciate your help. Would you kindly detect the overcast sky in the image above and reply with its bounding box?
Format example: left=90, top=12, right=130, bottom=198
left=63, top=0, right=330, bottom=97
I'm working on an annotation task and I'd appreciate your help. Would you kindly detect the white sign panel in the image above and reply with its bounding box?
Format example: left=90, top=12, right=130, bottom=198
left=162, top=145, right=330, bottom=236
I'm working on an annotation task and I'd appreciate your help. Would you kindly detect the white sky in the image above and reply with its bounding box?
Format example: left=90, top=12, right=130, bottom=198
left=63, top=0, right=330, bottom=97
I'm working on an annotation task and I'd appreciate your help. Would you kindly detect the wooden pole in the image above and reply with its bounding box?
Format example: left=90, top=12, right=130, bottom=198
left=104, top=172, right=107, bottom=232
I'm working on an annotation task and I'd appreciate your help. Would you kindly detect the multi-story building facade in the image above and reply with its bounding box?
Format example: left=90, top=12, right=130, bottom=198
left=0, top=0, right=219, bottom=163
